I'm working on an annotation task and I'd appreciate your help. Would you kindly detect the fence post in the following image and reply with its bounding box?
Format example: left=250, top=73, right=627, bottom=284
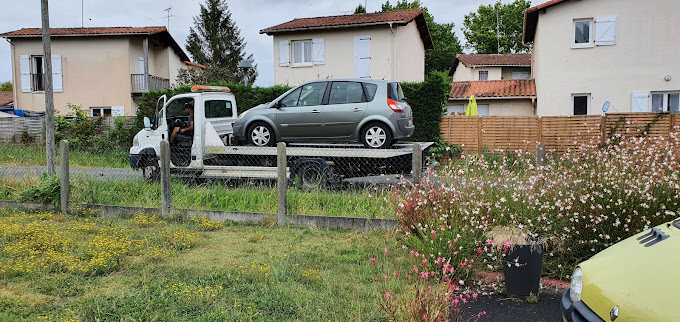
left=537, top=117, right=543, bottom=145
left=412, top=143, right=423, bottom=183
left=600, top=115, right=607, bottom=144
left=477, top=116, right=483, bottom=154
left=160, top=140, right=171, bottom=217
left=59, top=140, right=69, bottom=214
left=536, top=144, right=546, bottom=167
left=277, top=142, right=287, bottom=226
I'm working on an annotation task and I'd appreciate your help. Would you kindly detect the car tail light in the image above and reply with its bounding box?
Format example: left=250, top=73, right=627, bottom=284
left=387, top=98, right=404, bottom=113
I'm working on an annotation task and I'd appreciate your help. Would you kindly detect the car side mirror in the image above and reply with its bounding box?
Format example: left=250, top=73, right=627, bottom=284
left=274, top=101, right=281, bottom=108
left=402, top=97, right=408, bottom=102
left=143, top=116, right=152, bottom=130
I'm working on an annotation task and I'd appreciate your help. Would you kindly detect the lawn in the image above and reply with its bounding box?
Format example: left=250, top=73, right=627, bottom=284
left=0, top=209, right=412, bottom=321
left=0, top=143, right=129, bottom=169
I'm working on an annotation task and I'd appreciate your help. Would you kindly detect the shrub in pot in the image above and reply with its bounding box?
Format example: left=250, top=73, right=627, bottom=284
left=488, top=227, right=546, bottom=296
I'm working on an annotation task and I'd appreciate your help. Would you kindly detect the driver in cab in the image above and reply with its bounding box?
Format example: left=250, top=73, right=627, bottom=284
left=170, top=102, right=194, bottom=144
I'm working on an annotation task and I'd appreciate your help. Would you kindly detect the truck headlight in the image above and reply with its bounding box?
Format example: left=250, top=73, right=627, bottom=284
left=570, top=267, right=583, bottom=302
left=132, top=134, right=139, bottom=146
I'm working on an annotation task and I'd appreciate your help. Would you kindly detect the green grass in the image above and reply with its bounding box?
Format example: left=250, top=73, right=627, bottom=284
left=0, top=176, right=396, bottom=219
left=0, top=143, right=129, bottom=169
left=0, top=209, right=411, bottom=321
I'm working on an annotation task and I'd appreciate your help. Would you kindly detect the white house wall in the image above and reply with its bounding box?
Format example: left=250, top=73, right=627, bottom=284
left=272, top=23, right=424, bottom=85
left=533, top=0, right=680, bottom=116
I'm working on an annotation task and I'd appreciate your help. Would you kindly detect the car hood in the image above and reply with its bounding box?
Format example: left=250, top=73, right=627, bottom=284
left=579, top=218, right=680, bottom=321
left=250, top=103, right=270, bottom=111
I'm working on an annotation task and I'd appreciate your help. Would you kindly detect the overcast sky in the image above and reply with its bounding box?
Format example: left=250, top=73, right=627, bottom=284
left=0, top=0, right=541, bottom=87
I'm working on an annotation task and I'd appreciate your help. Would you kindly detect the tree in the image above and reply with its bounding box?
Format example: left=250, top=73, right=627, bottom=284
left=0, top=81, right=12, bottom=92
left=354, top=3, right=366, bottom=14
left=185, top=0, right=257, bottom=84
left=462, top=0, right=531, bottom=54
left=381, top=1, right=462, bottom=74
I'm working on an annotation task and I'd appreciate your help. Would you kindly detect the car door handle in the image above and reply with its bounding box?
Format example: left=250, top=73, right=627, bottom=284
left=311, top=110, right=321, bottom=114
left=352, top=108, right=363, bottom=112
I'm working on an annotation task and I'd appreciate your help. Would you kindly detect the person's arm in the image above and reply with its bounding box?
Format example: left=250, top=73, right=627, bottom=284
left=181, top=118, right=194, bottom=133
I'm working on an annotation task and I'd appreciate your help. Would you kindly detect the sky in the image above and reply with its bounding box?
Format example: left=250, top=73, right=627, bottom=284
left=0, top=0, right=542, bottom=87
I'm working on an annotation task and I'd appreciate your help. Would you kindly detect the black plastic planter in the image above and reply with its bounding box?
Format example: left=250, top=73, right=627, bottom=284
left=502, top=243, right=544, bottom=296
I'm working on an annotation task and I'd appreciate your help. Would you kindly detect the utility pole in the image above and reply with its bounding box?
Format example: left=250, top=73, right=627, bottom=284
left=41, top=0, right=56, bottom=175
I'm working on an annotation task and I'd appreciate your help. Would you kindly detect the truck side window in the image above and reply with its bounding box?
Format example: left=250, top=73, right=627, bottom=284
left=167, top=98, right=195, bottom=117
left=205, top=100, right=233, bottom=118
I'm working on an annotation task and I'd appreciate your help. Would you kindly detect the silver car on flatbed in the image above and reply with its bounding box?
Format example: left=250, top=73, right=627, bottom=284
left=233, top=79, right=414, bottom=148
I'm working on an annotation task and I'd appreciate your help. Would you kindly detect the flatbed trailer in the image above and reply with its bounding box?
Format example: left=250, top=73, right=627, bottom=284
left=193, top=142, right=432, bottom=187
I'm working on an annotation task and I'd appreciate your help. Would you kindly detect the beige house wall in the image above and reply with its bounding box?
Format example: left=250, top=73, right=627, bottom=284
left=447, top=99, right=534, bottom=116
left=272, top=22, right=425, bottom=86
left=452, top=66, right=504, bottom=81
left=533, top=0, right=680, bottom=116
left=11, top=37, right=133, bottom=115
left=501, top=67, right=531, bottom=80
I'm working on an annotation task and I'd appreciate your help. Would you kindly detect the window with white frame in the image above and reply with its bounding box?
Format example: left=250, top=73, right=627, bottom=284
left=31, top=56, right=45, bottom=91
left=91, top=107, right=112, bottom=117
left=652, top=92, right=680, bottom=113
left=573, top=19, right=593, bottom=48
left=292, top=40, right=313, bottom=65
left=478, top=71, right=489, bottom=81
left=572, top=94, right=591, bottom=115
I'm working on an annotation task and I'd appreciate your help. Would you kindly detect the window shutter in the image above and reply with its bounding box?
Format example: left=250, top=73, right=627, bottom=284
left=631, top=92, right=649, bottom=112
left=52, top=55, right=63, bottom=93
left=20, top=55, right=31, bottom=92
left=312, top=38, right=325, bottom=65
left=278, top=40, right=290, bottom=67
left=112, top=106, right=125, bottom=116
left=595, top=16, right=617, bottom=46
left=354, top=35, right=371, bottom=79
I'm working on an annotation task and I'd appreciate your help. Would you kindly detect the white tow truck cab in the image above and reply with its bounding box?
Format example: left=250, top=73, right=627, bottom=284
left=129, top=85, right=431, bottom=186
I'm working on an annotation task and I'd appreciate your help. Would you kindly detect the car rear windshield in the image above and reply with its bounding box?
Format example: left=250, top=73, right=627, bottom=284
left=388, top=82, right=405, bottom=102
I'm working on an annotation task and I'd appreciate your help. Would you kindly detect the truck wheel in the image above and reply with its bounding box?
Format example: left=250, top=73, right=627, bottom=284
left=361, top=123, right=393, bottom=148
left=140, top=156, right=160, bottom=182
left=296, top=163, right=327, bottom=189
left=248, top=123, right=276, bottom=147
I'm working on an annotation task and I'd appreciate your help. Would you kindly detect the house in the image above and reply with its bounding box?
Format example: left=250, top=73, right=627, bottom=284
left=0, top=27, right=204, bottom=116
left=446, top=54, right=535, bottom=116
left=260, top=9, right=433, bottom=86
left=524, top=0, right=680, bottom=116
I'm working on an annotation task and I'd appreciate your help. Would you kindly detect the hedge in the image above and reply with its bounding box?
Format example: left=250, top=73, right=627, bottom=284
left=400, top=72, right=451, bottom=142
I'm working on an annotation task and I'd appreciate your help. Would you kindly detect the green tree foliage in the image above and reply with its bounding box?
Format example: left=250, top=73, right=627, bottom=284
left=381, top=1, right=462, bottom=74
left=185, top=0, right=257, bottom=84
left=0, top=81, right=12, bottom=91
left=354, top=3, right=367, bottom=14
left=462, top=0, right=531, bottom=54
left=400, top=72, right=451, bottom=142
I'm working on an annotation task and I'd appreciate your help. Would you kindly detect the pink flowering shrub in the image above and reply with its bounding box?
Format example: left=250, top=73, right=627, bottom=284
left=392, top=131, right=680, bottom=280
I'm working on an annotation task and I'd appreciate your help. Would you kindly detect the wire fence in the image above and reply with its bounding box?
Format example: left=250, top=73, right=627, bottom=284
left=0, top=140, right=431, bottom=222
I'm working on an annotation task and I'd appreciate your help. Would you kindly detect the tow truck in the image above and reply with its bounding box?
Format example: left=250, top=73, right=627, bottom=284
left=129, top=85, right=431, bottom=187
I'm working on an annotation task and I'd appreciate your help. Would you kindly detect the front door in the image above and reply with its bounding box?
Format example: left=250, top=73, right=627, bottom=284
left=276, top=82, right=328, bottom=140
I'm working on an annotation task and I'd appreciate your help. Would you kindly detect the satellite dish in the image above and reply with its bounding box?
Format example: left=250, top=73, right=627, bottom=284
left=602, top=101, right=610, bottom=113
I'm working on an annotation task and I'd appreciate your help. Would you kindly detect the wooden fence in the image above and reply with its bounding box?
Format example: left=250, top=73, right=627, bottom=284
left=0, top=116, right=136, bottom=144
left=440, top=112, right=679, bottom=153
left=0, top=117, right=45, bottom=143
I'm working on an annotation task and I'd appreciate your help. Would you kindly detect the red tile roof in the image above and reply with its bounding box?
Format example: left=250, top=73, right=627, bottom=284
left=184, top=61, right=207, bottom=69
left=0, top=26, right=167, bottom=37
left=261, top=9, right=434, bottom=49
left=449, top=54, right=531, bottom=76
left=0, top=91, right=13, bottom=107
left=449, top=79, right=536, bottom=100
left=523, top=0, right=574, bottom=43
left=0, top=26, right=190, bottom=62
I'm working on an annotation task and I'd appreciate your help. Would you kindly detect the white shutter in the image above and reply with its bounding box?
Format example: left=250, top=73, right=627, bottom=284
left=631, top=92, right=649, bottom=112
left=595, top=16, right=617, bottom=46
left=312, top=38, right=325, bottom=65
left=52, top=55, right=63, bottom=93
left=112, top=106, right=125, bottom=116
left=354, top=35, right=371, bottom=79
left=20, top=55, right=31, bottom=92
left=278, top=40, right=290, bottom=67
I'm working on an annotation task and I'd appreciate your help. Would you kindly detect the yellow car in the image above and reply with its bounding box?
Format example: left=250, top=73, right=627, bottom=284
left=561, top=218, right=680, bottom=321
